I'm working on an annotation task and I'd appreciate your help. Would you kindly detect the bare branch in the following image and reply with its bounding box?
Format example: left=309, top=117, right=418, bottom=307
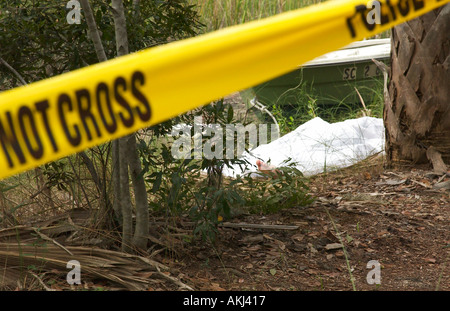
left=79, top=0, right=108, bottom=62
left=0, top=57, right=27, bottom=85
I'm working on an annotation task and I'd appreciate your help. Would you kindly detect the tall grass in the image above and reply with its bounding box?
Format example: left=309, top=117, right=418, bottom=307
left=189, top=0, right=390, bottom=37
left=189, top=0, right=323, bottom=32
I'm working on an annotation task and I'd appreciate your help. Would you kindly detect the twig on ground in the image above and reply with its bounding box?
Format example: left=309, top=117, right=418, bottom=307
left=29, top=272, right=57, bottom=291
left=155, top=265, right=194, bottom=291
left=32, top=228, right=74, bottom=256
left=386, top=171, right=431, bottom=188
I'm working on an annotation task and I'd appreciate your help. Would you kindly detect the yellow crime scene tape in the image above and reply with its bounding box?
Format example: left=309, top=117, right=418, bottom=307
left=0, top=0, right=448, bottom=180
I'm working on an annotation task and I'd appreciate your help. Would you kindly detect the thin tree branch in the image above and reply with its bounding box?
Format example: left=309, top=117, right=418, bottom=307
left=79, top=0, right=108, bottom=62
left=0, top=57, right=27, bottom=86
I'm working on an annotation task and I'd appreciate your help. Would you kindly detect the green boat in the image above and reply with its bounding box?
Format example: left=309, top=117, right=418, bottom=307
left=244, top=39, right=390, bottom=108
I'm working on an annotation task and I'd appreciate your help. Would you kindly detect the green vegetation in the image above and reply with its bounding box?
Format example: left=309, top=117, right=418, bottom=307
left=0, top=0, right=383, bottom=245
left=189, top=0, right=322, bottom=32
left=139, top=100, right=313, bottom=242
left=255, top=78, right=385, bottom=136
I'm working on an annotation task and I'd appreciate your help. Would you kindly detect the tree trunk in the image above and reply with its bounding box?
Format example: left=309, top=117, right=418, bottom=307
left=79, top=0, right=107, bottom=62
left=118, top=137, right=133, bottom=253
left=81, top=0, right=149, bottom=251
left=79, top=0, right=117, bottom=230
left=111, top=141, right=122, bottom=221
left=385, top=4, right=450, bottom=172
left=111, top=0, right=149, bottom=251
left=128, top=136, right=149, bottom=249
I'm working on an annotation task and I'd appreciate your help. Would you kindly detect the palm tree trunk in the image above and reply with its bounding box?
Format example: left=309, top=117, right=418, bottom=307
left=385, top=4, right=449, bottom=172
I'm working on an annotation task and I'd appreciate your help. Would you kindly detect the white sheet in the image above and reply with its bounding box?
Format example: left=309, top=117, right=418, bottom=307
left=223, top=117, right=385, bottom=177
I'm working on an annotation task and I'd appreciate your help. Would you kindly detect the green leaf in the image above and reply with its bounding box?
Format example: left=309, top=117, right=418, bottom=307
left=269, top=269, right=276, bottom=276
left=346, top=234, right=354, bottom=243
left=227, top=106, right=234, bottom=123
left=151, top=172, right=163, bottom=193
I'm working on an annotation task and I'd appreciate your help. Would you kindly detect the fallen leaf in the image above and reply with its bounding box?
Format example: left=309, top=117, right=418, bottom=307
left=307, top=232, right=319, bottom=238
left=325, top=230, right=341, bottom=243
left=387, top=179, right=407, bottom=185
left=346, top=234, right=354, bottom=243
left=325, top=243, right=343, bottom=251
left=306, top=269, right=318, bottom=275
left=335, top=250, right=345, bottom=258
left=424, top=258, right=436, bottom=264
left=241, top=234, right=264, bottom=244
left=211, top=283, right=226, bottom=291
left=327, top=272, right=340, bottom=278
left=377, top=231, right=390, bottom=237
left=269, top=269, right=277, bottom=276
left=247, top=245, right=262, bottom=252
left=295, top=221, right=309, bottom=226
left=363, top=172, right=372, bottom=180
left=274, top=240, right=286, bottom=251
left=308, top=243, right=318, bottom=254
left=291, top=233, right=304, bottom=242
left=375, top=179, right=406, bottom=186
left=135, top=272, right=154, bottom=278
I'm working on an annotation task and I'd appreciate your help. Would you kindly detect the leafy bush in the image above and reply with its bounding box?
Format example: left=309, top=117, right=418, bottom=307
left=139, top=99, right=313, bottom=242
left=243, top=161, right=313, bottom=214
left=0, top=0, right=202, bottom=87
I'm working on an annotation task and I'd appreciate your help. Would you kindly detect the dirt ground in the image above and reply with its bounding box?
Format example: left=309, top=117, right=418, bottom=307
left=160, top=156, right=449, bottom=291
left=0, top=154, right=448, bottom=292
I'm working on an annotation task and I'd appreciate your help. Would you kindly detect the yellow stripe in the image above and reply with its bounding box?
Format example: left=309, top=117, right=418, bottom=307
left=0, top=0, right=448, bottom=180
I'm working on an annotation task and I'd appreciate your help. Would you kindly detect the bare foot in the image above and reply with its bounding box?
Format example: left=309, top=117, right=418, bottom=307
left=256, top=160, right=280, bottom=176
